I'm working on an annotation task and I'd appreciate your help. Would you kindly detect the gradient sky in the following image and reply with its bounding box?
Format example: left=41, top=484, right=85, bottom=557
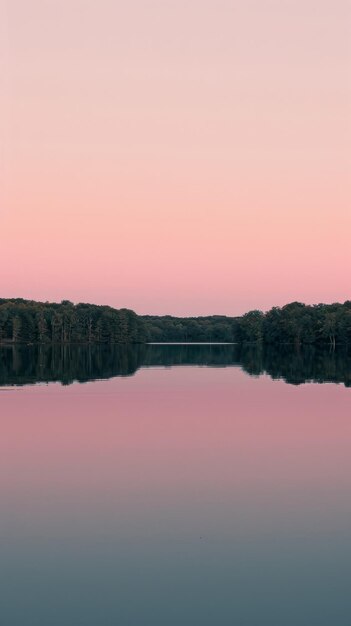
left=1, top=0, right=350, bottom=315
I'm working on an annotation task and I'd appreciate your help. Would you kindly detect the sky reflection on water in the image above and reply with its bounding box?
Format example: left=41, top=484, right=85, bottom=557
left=0, top=348, right=350, bottom=625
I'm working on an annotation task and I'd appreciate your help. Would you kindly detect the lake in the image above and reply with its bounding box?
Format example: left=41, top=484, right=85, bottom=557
left=1, top=344, right=350, bottom=625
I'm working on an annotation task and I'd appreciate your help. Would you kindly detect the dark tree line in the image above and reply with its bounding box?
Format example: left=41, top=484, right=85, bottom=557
left=236, top=301, right=351, bottom=346
left=142, top=315, right=237, bottom=343
left=0, top=299, right=147, bottom=344
left=143, top=301, right=351, bottom=346
left=1, top=299, right=351, bottom=345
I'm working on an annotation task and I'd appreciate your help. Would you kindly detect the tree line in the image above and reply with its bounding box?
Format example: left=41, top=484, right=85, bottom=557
left=0, top=299, right=147, bottom=344
left=0, top=298, right=350, bottom=345
left=143, top=301, right=351, bottom=346
left=142, top=314, right=237, bottom=343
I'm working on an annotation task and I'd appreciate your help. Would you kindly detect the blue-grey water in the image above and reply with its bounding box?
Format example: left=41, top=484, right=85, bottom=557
left=0, top=344, right=350, bottom=625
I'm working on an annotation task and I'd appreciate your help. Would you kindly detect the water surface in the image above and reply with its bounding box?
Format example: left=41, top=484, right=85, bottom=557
left=1, top=345, right=350, bottom=625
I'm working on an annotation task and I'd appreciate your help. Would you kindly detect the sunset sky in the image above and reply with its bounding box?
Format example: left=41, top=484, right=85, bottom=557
left=2, top=0, right=350, bottom=315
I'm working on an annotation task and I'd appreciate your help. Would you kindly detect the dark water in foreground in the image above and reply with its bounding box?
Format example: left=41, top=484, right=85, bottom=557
left=1, top=345, right=351, bottom=625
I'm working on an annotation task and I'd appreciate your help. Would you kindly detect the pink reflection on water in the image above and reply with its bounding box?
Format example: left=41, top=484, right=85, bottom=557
left=0, top=368, right=350, bottom=539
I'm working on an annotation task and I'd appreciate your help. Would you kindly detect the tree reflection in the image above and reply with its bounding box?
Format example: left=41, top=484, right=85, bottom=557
left=0, top=344, right=350, bottom=387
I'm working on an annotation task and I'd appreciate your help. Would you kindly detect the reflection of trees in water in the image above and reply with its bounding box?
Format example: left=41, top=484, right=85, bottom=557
left=141, top=344, right=240, bottom=367
left=0, top=344, right=350, bottom=387
left=238, top=344, right=351, bottom=387
left=0, top=345, right=146, bottom=386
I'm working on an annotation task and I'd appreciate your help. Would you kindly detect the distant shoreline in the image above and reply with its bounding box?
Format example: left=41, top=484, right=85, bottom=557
left=0, top=298, right=350, bottom=347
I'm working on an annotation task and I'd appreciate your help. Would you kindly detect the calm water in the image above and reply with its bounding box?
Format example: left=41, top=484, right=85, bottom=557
left=1, top=345, right=351, bottom=625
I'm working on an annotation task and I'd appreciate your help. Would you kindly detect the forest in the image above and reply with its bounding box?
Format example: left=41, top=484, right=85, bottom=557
left=0, top=299, right=147, bottom=344
left=144, top=300, right=351, bottom=346
left=0, top=298, right=351, bottom=345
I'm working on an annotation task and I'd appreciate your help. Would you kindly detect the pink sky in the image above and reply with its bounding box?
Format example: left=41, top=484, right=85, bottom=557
left=1, top=0, right=350, bottom=315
